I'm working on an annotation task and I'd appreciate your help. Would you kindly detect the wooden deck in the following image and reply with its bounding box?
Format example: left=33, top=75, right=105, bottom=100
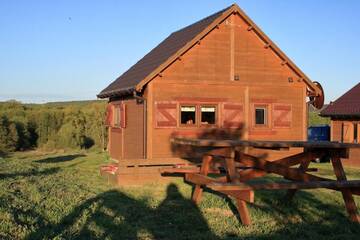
left=100, top=158, right=198, bottom=186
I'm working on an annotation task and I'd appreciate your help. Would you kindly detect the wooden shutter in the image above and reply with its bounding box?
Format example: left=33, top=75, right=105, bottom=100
left=105, top=104, right=113, bottom=127
left=222, top=103, right=243, bottom=128
left=273, top=104, right=292, bottom=128
left=120, top=103, right=126, bottom=128
left=155, top=102, right=177, bottom=128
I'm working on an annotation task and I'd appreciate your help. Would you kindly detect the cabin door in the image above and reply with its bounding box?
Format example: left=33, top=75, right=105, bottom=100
left=123, top=100, right=145, bottom=159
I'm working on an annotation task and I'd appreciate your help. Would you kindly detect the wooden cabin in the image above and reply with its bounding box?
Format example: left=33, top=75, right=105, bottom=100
left=321, top=83, right=360, bottom=167
left=98, top=4, right=324, bottom=185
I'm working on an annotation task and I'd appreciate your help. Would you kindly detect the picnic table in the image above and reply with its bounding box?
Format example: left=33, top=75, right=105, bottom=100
left=161, top=137, right=360, bottom=225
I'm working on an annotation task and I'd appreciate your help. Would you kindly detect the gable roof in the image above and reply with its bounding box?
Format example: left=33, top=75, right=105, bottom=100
left=320, top=82, right=360, bottom=117
left=98, top=3, right=322, bottom=99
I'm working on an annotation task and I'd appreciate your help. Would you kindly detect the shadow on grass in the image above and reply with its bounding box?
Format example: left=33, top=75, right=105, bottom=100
left=200, top=184, right=360, bottom=239
left=242, top=188, right=360, bottom=239
left=26, top=184, right=219, bottom=240
left=35, top=154, right=86, bottom=163
left=0, top=167, right=60, bottom=179
left=24, top=181, right=360, bottom=240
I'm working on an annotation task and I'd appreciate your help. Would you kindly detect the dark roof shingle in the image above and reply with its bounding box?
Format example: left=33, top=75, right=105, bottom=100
left=321, top=82, right=360, bottom=117
left=98, top=6, right=231, bottom=98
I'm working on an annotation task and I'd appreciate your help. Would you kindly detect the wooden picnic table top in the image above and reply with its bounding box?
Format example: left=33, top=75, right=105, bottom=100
left=171, top=137, right=360, bottom=149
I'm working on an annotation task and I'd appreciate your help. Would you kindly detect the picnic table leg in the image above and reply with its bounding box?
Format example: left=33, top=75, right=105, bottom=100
left=226, top=150, right=251, bottom=225
left=285, top=151, right=312, bottom=201
left=191, top=155, right=212, bottom=204
left=331, top=156, right=360, bottom=223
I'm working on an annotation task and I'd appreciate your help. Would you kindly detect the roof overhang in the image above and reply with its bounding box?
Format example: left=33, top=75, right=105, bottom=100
left=320, top=113, right=360, bottom=118
left=97, top=87, right=135, bottom=99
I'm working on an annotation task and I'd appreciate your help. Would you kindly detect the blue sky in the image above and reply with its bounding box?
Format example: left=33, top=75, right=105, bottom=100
left=0, top=0, right=359, bottom=103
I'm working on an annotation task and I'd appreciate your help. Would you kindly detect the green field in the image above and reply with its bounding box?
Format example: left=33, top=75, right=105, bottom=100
left=0, top=151, right=359, bottom=240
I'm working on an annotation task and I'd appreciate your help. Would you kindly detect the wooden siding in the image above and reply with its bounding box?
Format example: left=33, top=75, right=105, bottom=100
left=331, top=120, right=359, bottom=143
left=123, top=99, right=145, bottom=159
left=109, top=99, right=145, bottom=160
left=144, top=13, right=307, bottom=160
left=109, top=127, right=123, bottom=160
left=331, top=119, right=360, bottom=168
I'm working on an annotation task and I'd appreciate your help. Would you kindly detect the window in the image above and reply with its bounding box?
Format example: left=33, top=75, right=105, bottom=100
left=201, top=106, right=216, bottom=125
left=255, top=107, right=267, bottom=125
left=180, top=106, right=196, bottom=125
left=114, top=105, right=121, bottom=127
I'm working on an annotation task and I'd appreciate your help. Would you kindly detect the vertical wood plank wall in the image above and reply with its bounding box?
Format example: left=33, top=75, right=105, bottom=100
left=331, top=119, right=360, bottom=168
left=146, top=13, right=307, bottom=160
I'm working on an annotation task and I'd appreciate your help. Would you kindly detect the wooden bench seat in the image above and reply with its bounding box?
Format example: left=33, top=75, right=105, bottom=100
left=208, top=180, right=360, bottom=191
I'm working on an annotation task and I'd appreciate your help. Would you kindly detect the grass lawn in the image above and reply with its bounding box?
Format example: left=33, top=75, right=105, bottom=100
left=0, top=151, right=359, bottom=240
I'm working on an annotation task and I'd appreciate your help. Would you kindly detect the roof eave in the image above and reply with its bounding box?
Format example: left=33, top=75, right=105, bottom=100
left=320, top=113, right=360, bottom=118
left=97, top=87, right=136, bottom=99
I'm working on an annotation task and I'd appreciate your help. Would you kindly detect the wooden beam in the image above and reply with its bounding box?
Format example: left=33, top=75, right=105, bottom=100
left=208, top=180, right=360, bottom=191
left=236, top=152, right=327, bottom=182
left=191, top=155, right=212, bottom=204
left=236, top=198, right=251, bottom=225
left=238, top=169, right=266, bottom=181
left=160, top=167, right=200, bottom=174
left=185, top=173, right=227, bottom=185
left=273, top=152, right=308, bottom=166
left=160, top=166, right=221, bottom=174
left=286, top=151, right=313, bottom=200
left=331, top=157, right=360, bottom=223
left=218, top=190, right=254, bottom=203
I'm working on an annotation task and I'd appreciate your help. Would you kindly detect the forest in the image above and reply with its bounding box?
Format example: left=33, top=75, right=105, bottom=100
left=0, top=100, right=107, bottom=156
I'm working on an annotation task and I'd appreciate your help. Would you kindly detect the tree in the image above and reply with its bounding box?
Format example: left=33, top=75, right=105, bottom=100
left=0, top=115, right=18, bottom=153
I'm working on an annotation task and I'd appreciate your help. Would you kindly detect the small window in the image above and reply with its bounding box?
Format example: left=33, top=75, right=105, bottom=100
left=114, top=105, right=121, bottom=127
left=201, top=106, right=216, bottom=125
left=255, top=107, right=267, bottom=125
left=180, top=106, right=196, bottom=125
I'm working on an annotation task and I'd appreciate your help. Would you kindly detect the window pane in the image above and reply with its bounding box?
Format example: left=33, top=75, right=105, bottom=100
left=255, top=108, right=265, bottom=125
left=181, top=106, right=196, bottom=125
left=201, top=106, right=216, bottom=124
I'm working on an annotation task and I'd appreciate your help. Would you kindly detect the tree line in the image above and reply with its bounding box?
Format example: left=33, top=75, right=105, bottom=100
left=0, top=100, right=107, bottom=156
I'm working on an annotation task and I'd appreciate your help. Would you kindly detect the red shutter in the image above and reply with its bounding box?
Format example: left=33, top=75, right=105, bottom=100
left=155, top=102, right=177, bottom=128
left=273, top=104, right=292, bottom=128
left=222, top=103, right=243, bottom=128
left=120, top=103, right=126, bottom=128
left=105, top=104, right=113, bottom=127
